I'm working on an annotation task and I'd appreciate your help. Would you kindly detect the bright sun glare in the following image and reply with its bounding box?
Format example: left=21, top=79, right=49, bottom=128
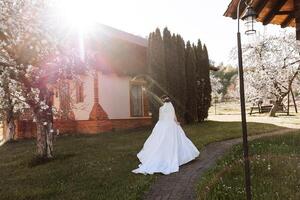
left=53, top=0, right=104, bottom=61
left=54, top=0, right=102, bottom=33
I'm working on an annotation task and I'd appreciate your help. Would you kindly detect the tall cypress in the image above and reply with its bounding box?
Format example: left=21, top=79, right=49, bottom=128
left=163, top=28, right=175, bottom=94
left=172, top=34, right=186, bottom=120
left=162, top=28, right=188, bottom=120
left=185, top=41, right=198, bottom=122
left=147, top=29, right=211, bottom=123
left=194, top=41, right=211, bottom=121
left=147, top=28, right=166, bottom=122
left=163, top=28, right=180, bottom=117
left=194, top=40, right=205, bottom=121
left=202, top=44, right=212, bottom=119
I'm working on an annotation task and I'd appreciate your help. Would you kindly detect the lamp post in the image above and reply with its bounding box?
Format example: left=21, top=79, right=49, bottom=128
left=236, top=1, right=257, bottom=200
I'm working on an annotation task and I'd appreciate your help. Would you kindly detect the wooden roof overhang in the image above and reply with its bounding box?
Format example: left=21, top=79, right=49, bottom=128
left=224, top=0, right=300, bottom=40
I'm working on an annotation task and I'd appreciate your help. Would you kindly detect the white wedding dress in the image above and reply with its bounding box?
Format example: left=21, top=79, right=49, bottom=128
left=132, top=102, right=200, bottom=175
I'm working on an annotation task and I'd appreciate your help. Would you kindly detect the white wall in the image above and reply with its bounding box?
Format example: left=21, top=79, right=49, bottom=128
left=53, top=71, right=132, bottom=120
left=99, top=72, right=131, bottom=119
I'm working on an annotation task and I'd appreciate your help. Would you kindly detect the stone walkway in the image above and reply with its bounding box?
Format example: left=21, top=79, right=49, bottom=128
left=144, top=128, right=297, bottom=200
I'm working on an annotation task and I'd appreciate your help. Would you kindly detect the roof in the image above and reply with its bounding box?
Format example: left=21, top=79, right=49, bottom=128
left=96, top=24, right=147, bottom=47
left=87, top=24, right=148, bottom=76
left=62, top=24, right=148, bottom=76
left=224, top=0, right=295, bottom=28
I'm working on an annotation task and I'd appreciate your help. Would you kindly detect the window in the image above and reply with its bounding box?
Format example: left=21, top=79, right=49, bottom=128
left=59, top=82, right=72, bottom=119
left=76, top=82, right=84, bottom=103
left=59, top=83, right=70, bottom=106
left=130, top=84, right=143, bottom=117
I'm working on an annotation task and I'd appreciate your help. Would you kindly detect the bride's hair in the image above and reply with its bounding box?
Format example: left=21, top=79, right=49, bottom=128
left=161, top=95, right=171, bottom=103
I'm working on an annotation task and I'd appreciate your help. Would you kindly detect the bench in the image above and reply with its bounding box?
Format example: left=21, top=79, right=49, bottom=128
left=249, top=104, right=287, bottom=115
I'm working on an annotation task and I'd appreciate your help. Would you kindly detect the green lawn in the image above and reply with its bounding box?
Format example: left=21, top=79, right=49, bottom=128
left=197, top=131, right=300, bottom=200
left=0, top=121, right=284, bottom=200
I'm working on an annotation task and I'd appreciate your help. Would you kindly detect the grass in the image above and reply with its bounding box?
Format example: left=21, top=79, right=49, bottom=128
left=209, top=101, right=246, bottom=115
left=0, top=121, right=284, bottom=200
left=197, top=131, right=300, bottom=200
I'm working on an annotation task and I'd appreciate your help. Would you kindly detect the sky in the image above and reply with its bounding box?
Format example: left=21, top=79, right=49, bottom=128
left=58, top=0, right=293, bottom=66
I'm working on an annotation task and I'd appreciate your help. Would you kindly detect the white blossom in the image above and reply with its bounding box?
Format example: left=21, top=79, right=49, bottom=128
left=240, top=32, right=300, bottom=104
left=210, top=74, right=223, bottom=101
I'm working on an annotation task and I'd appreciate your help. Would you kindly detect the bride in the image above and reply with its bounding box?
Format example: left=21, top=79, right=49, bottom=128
left=132, top=95, right=200, bottom=175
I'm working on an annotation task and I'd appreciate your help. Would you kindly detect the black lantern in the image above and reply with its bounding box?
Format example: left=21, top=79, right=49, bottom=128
left=242, top=6, right=257, bottom=35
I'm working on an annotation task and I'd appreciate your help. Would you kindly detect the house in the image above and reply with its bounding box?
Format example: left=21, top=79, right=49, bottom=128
left=224, top=0, right=300, bottom=40
left=13, top=24, right=152, bottom=139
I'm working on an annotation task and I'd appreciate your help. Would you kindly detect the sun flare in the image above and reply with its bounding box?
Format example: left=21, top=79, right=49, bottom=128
left=54, top=0, right=102, bottom=33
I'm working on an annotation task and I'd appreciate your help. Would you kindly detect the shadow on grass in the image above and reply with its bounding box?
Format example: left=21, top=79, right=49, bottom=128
left=2, top=139, right=19, bottom=144
left=28, top=153, right=76, bottom=168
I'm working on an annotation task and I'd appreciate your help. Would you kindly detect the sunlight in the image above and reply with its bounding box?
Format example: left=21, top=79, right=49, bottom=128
left=54, top=0, right=101, bottom=33
left=52, top=0, right=105, bottom=61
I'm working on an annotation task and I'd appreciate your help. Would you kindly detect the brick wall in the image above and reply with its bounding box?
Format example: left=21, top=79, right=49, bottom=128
left=14, top=117, right=151, bottom=139
left=76, top=120, right=113, bottom=134
left=15, top=120, right=36, bottom=139
left=54, top=120, right=77, bottom=134
left=111, top=117, right=152, bottom=131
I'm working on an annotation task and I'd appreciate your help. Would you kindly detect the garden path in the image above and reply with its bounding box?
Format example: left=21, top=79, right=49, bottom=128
left=144, top=128, right=297, bottom=200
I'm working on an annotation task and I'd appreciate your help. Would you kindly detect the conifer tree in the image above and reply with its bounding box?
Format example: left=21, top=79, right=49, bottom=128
left=185, top=41, right=198, bottom=122
left=163, top=28, right=176, bottom=94
left=202, top=45, right=212, bottom=119
left=163, top=29, right=186, bottom=120
left=172, top=34, right=186, bottom=120
left=147, top=28, right=166, bottom=122
left=194, top=40, right=205, bottom=121
left=194, top=40, right=211, bottom=121
left=147, top=30, right=211, bottom=123
left=163, top=29, right=178, bottom=114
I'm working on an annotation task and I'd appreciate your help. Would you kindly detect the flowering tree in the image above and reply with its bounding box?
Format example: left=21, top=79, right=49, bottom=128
left=0, top=0, right=83, bottom=157
left=210, top=74, right=223, bottom=101
left=0, top=61, right=28, bottom=141
left=242, top=32, right=300, bottom=117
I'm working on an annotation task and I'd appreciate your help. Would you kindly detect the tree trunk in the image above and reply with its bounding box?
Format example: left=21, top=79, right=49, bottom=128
left=5, top=110, right=15, bottom=142
left=36, top=117, right=54, bottom=158
left=269, top=103, right=279, bottom=117
left=269, top=98, right=283, bottom=117
left=6, top=119, right=15, bottom=141
left=35, top=88, right=54, bottom=159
